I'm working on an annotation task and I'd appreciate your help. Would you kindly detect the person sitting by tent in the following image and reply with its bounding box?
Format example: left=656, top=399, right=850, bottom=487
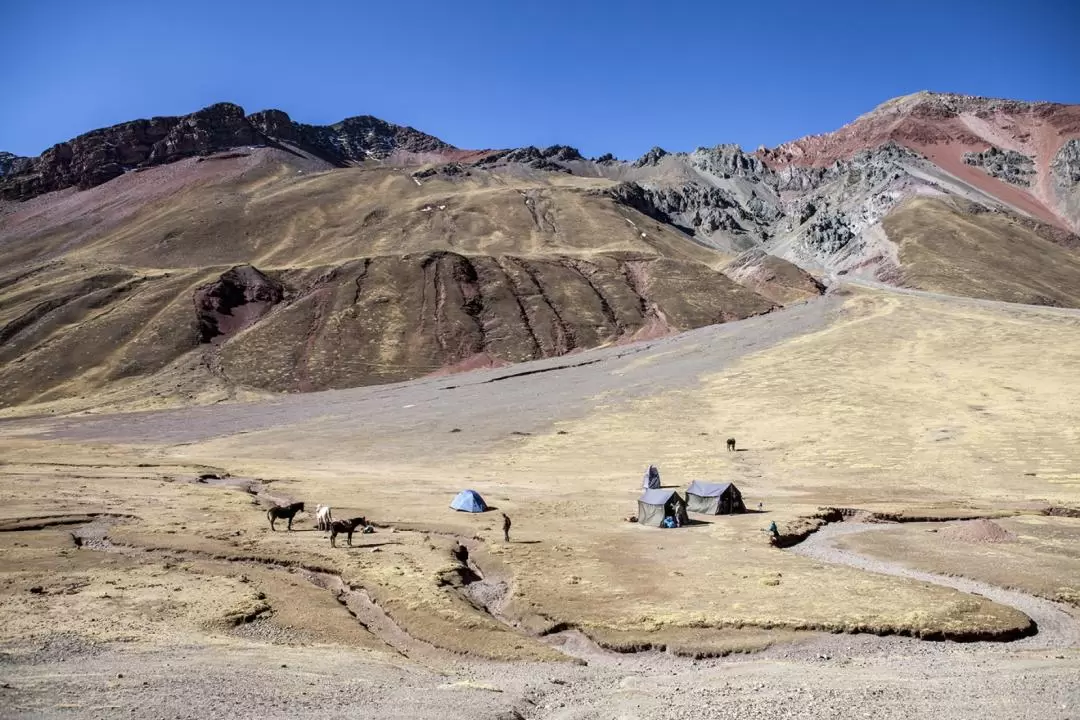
left=642, top=464, right=661, bottom=490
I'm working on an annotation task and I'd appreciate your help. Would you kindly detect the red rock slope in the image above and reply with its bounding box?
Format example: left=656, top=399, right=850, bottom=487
left=759, top=92, right=1080, bottom=230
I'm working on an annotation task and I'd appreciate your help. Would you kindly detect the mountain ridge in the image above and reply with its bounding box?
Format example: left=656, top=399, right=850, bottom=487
left=1, top=91, right=1079, bottom=413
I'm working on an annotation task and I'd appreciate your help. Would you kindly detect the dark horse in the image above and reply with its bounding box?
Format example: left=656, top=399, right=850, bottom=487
left=726, top=437, right=736, bottom=452
left=267, top=502, right=305, bottom=531
left=330, top=517, right=367, bottom=547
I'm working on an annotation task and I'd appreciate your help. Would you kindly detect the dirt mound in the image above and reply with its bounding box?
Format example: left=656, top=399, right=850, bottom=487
left=940, top=519, right=1016, bottom=544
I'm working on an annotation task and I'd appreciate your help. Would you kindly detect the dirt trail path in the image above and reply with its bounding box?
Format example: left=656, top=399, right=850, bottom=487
left=788, top=521, right=1080, bottom=650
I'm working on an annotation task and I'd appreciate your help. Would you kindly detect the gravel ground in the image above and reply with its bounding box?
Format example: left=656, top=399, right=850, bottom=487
left=3, top=521, right=1078, bottom=720
left=2, top=632, right=1077, bottom=720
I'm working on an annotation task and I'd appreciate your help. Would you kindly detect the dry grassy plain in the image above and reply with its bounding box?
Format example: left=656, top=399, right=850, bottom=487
left=3, top=287, right=1079, bottom=662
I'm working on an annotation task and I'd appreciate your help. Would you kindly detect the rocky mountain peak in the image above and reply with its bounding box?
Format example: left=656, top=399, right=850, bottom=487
left=870, top=91, right=1070, bottom=122
left=634, top=146, right=670, bottom=167
left=690, top=144, right=771, bottom=180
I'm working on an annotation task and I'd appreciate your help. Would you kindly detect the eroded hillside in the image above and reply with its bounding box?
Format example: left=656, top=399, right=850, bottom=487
left=0, top=149, right=782, bottom=410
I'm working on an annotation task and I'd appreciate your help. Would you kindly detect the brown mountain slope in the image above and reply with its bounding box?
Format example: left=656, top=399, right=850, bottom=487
left=0, top=149, right=779, bottom=410
left=883, top=196, right=1080, bottom=307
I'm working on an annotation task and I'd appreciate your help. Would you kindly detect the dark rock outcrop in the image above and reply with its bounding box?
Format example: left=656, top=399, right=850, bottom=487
left=1051, top=139, right=1080, bottom=186
left=412, top=162, right=470, bottom=180
left=806, top=213, right=857, bottom=254
left=634, top=146, right=669, bottom=167
left=690, top=144, right=773, bottom=181
left=1051, top=138, right=1080, bottom=232
left=605, top=181, right=766, bottom=237
left=1, top=104, right=454, bottom=201
left=963, top=146, right=1036, bottom=186
left=194, top=265, right=284, bottom=343
left=474, top=145, right=582, bottom=173
left=0, top=152, right=31, bottom=177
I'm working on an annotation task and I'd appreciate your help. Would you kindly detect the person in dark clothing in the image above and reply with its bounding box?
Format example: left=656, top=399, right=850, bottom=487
left=502, top=513, right=512, bottom=542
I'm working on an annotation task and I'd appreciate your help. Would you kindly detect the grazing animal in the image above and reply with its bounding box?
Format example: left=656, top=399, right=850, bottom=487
left=315, top=504, right=333, bottom=532
left=726, top=437, right=736, bottom=452
left=330, top=517, right=367, bottom=547
left=267, top=502, right=305, bottom=531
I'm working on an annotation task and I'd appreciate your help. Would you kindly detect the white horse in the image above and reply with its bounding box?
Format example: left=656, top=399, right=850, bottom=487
left=315, top=504, right=333, bottom=532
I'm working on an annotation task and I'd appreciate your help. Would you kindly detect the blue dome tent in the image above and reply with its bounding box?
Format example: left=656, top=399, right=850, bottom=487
left=450, top=489, right=488, bottom=513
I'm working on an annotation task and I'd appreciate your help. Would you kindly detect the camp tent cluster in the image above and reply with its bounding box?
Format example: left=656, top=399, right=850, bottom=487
left=636, top=467, right=747, bottom=527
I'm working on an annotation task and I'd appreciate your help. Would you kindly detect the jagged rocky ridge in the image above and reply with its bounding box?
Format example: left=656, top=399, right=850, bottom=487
left=598, top=140, right=929, bottom=272
left=0, top=103, right=451, bottom=200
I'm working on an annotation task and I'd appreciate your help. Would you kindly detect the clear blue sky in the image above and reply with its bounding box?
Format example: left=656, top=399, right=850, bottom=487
left=3, top=0, right=1078, bottom=159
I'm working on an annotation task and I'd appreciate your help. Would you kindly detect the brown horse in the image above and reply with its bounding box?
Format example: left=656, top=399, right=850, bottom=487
left=267, top=502, right=305, bottom=531
left=330, top=517, right=367, bottom=547
left=726, top=437, right=736, bottom=451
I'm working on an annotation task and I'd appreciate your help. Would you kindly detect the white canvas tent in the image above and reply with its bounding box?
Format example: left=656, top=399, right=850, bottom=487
left=685, top=481, right=745, bottom=515
left=637, top=489, right=689, bottom=527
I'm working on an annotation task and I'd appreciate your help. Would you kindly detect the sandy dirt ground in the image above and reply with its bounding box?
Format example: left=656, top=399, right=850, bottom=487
left=2, top=287, right=1080, bottom=718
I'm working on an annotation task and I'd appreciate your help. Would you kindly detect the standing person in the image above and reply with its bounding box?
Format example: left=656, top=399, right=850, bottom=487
left=502, top=513, right=512, bottom=542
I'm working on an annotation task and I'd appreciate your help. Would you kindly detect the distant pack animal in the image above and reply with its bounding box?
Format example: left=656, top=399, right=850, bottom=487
left=726, top=437, right=736, bottom=452
left=267, top=502, right=305, bottom=531
left=315, top=504, right=333, bottom=532
left=330, top=517, right=367, bottom=547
